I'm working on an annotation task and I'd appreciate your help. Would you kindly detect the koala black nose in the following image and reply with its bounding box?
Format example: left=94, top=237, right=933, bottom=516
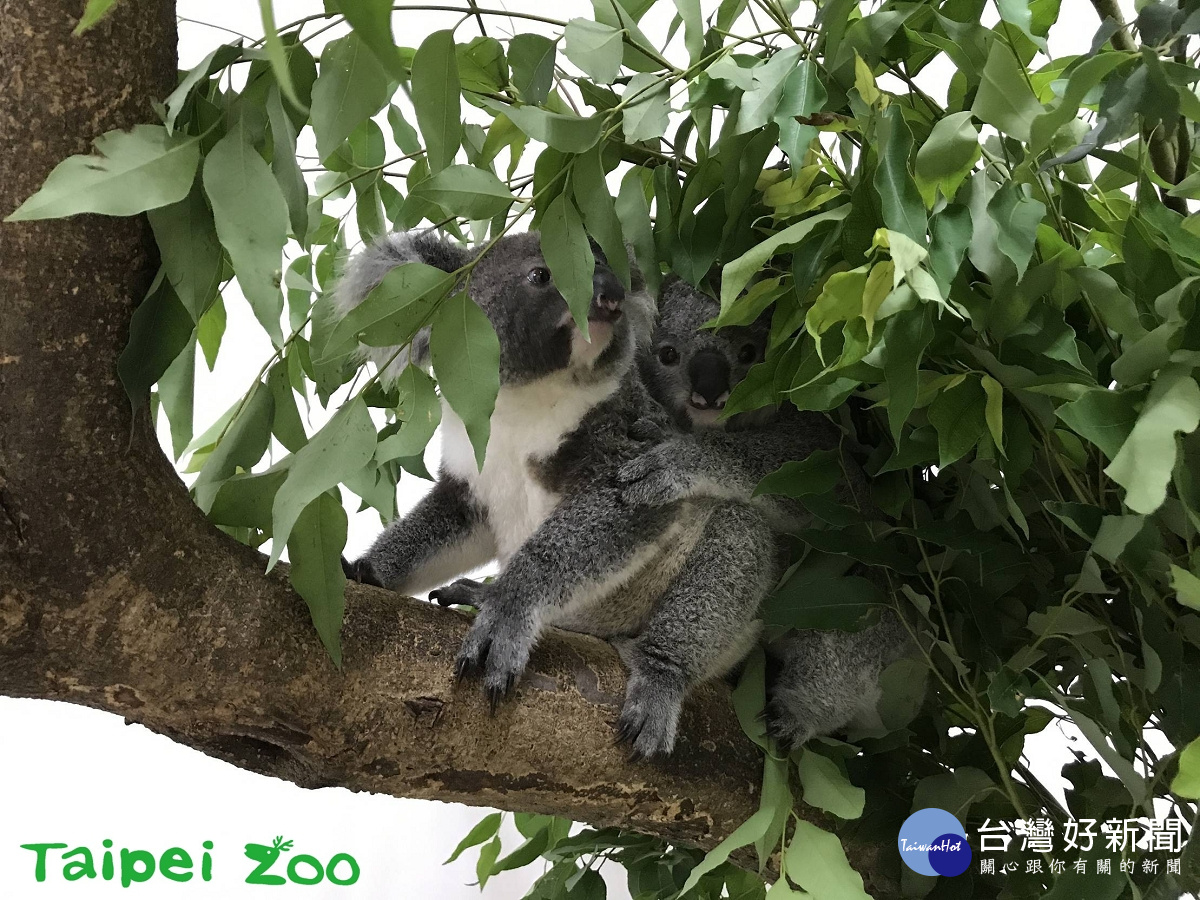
left=589, top=267, right=625, bottom=322
left=687, top=350, right=731, bottom=410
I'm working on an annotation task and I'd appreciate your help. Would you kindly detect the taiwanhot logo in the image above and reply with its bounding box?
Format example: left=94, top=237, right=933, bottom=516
left=898, top=808, right=972, bottom=877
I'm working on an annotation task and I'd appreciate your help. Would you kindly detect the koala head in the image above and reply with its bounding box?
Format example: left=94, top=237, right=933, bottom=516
left=463, top=232, right=651, bottom=386
left=640, top=277, right=770, bottom=430
left=335, top=229, right=652, bottom=388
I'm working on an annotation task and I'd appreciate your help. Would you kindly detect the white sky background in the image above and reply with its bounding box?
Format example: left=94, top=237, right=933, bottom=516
left=1, top=0, right=1186, bottom=897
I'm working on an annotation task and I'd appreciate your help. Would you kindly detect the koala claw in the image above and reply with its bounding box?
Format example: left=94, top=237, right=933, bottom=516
left=431, top=578, right=489, bottom=608
left=486, top=678, right=515, bottom=716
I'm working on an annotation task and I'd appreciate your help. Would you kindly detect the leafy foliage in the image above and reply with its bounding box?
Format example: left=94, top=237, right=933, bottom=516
left=10, top=0, right=1200, bottom=896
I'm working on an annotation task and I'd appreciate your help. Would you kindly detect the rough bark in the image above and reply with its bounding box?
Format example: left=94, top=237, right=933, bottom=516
left=0, top=2, right=898, bottom=895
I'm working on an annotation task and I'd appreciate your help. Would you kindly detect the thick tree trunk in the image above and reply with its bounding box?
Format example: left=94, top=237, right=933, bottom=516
left=0, top=2, right=897, bottom=896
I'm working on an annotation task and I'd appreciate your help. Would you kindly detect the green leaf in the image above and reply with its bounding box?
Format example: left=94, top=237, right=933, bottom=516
left=310, top=32, right=389, bottom=161
left=981, top=374, right=1005, bottom=453
left=971, top=41, right=1043, bottom=142
left=541, top=194, right=595, bottom=331
left=376, top=366, right=442, bottom=462
left=164, top=43, right=244, bottom=133
left=267, top=85, right=309, bottom=242
left=1029, top=52, right=1131, bottom=153
left=286, top=492, right=348, bottom=667
left=882, top=307, right=934, bottom=442
left=672, top=0, right=704, bottom=65
left=268, top=398, right=377, bottom=570
left=118, top=274, right=195, bottom=410
left=762, top=573, right=884, bottom=631
left=411, top=164, right=516, bottom=219
left=412, top=30, right=462, bottom=173
left=622, top=73, right=671, bottom=142
left=73, top=0, right=122, bottom=34
left=203, top=128, right=289, bottom=347
left=483, top=101, right=605, bottom=154
left=489, top=829, right=553, bottom=874
left=928, top=376, right=988, bottom=467
left=797, top=750, right=865, bottom=819
left=573, top=148, right=630, bottom=289
left=476, top=837, right=502, bottom=889
left=678, top=807, right=774, bottom=896
left=508, top=33, right=556, bottom=105
left=996, top=0, right=1047, bottom=51
left=615, top=168, right=658, bottom=295
left=875, top=106, right=927, bottom=246
left=987, top=182, right=1045, bottom=280
left=430, top=292, right=500, bottom=469
left=193, top=381, right=275, bottom=513
left=147, top=183, right=223, bottom=322
left=444, top=813, right=502, bottom=864
left=158, top=337, right=196, bottom=461
left=754, top=450, right=842, bottom=498
left=197, top=294, right=226, bottom=370
left=1056, top=388, right=1139, bottom=460
left=1172, top=736, right=1200, bottom=798
left=1170, top=564, right=1200, bottom=612
left=268, top=362, right=307, bottom=453
left=7, top=125, right=199, bottom=221
left=1106, top=367, right=1200, bottom=514
left=736, top=45, right=805, bottom=133
left=785, top=821, right=872, bottom=900
left=720, top=206, right=850, bottom=309
left=914, top=111, right=980, bottom=205
left=564, top=19, right=623, bottom=83
left=257, top=0, right=305, bottom=110
left=340, top=0, right=408, bottom=79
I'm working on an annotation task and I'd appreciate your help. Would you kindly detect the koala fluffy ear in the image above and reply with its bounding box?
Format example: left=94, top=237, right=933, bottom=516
left=333, top=229, right=473, bottom=385
left=334, top=230, right=471, bottom=318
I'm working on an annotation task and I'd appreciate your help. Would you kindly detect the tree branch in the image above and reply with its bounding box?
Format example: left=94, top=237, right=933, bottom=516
left=0, top=2, right=898, bottom=896
left=1089, top=0, right=1190, bottom=214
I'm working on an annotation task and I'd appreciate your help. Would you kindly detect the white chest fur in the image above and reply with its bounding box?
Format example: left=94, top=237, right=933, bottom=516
left=440, top=373, right=621, bottom=563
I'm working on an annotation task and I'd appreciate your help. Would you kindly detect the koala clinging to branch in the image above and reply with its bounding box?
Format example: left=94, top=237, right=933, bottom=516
left=337, top=229, right=668, bottom=593
left=339, top=230, right=782, bottom=757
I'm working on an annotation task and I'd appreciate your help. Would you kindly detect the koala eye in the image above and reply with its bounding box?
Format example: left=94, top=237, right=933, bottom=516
left=527, top=267, right=551, bottom=285
left=737, top=343, right=758, bottom=365
left=658, top=345, right=679, bottom=366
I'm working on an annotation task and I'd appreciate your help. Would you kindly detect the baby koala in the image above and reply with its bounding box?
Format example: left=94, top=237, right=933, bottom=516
left=622, top=278, right=914, bottom=747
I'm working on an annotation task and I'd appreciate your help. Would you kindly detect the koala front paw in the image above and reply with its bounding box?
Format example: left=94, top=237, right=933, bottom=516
left=628, top=416, right=667, bottom=444
left=430, top=578, right=491, bottom=608
left=342, top=556, right=384, bottom=587
left=453, top=607, right=536, bottom=715
left=617, top=449, right=693, bottom=507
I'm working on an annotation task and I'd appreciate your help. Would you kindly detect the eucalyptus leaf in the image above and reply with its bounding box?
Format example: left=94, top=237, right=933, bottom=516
left=8, top=125, right=199, bottom=221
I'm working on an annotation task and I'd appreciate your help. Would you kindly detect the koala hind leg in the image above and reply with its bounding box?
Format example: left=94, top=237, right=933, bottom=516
left=453, top=488, right=678, bottom=707
left=615, top=501, right=776, bottom=759
left=764, top=609, right=911, bottom=748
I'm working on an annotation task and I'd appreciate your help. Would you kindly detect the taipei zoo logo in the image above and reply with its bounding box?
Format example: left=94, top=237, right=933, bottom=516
left=20, top=836, right=360, bottom=888
left=898, top=808, right=973, bottom=877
